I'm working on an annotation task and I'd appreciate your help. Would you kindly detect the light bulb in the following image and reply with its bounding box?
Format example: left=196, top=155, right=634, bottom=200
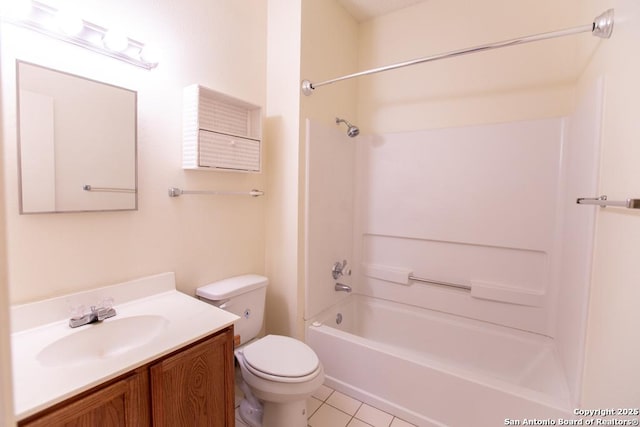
left=102, top=29, right=128, bottom=52
left=140, top=45, right=160, bottom=64
left=57, top=10, right=83, bottom=35
left=3, top=0, right=32, bottom=20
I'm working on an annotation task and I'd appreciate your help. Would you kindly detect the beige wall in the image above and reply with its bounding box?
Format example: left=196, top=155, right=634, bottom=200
left=264, top=0, right=302, bottom=337
left=263, top=0, right=358, bottom=338
left=0, top=87, right=15, bottom=426
left=357, top=0, right=588, bottom=133
left=300, top=0, right=359, bottom=126
left=579, top=0, right=640, bottom=406
left=299, top=0, right=358, bottom=332
left=1, top=0, right=267, bottom=304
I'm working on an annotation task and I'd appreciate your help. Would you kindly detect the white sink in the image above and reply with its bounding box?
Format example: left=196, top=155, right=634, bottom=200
left=11, top=275, right=240, bottom=420
left=37, top=315, right=169, bottom=367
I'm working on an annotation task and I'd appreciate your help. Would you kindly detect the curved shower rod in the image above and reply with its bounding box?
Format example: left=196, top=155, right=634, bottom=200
left=301, top=9, right=614, bottom=96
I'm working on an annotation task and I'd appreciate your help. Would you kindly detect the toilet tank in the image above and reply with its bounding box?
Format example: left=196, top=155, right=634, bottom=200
left=196, top=274, right=268, bottom=346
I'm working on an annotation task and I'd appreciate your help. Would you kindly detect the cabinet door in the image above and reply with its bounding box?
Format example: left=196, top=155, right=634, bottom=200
left=150, top=328, right=234, bottom=427
left=20, top=369, right=150, bottom=427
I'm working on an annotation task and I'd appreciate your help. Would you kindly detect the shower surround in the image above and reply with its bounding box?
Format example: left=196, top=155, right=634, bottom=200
left=304, top=80, right=602, bottom=425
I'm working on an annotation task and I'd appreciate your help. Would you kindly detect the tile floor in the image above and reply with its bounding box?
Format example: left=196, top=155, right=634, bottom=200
left=235, top=383, right=416, bottom=427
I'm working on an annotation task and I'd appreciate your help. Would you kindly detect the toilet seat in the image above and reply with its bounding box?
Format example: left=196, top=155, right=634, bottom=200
left=241, top=335, right=321, bottom=383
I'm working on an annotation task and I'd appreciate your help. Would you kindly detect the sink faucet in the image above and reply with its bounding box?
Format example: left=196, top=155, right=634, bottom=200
left=335, top=282, right=352, bottom=293
left=69, top=300, right=117, bottom=328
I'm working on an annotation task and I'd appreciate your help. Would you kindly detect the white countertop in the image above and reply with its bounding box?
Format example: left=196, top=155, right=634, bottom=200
left=10, top=272, right=239, bottom=421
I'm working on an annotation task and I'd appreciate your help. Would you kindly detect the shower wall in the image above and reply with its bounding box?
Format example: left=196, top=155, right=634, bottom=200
left=352, top=118, right=565, bottom=335
left=304, top=120, right=355, bottom=319
left=304, top=77, right=601, bottom=403
left=553, top=78, right=602, bottom=402
left=302, top=0, right=608, bottom=405
left=353, top=88, right=601, bottom=343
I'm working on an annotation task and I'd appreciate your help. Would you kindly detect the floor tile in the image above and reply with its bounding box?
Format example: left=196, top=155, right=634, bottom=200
left=308, top=403, right=352, bottom=427
left=348, top=418, right=374, bottom=427
left=307, top=397, right=323, bottom=418
left=326, top=390, right=362, bottom=415
left=355, top=404, right=394, bottom=427
left=390, top=418, right=417, bottom=427
left=312, top=384, right=334, bottom=401
left=235, top=381, right=413, bottom=427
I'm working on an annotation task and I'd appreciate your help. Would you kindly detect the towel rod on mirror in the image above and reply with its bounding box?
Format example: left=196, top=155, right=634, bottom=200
left=168, top=188, right=264, bottom=197
left=83, top=185, right=136, bottom=193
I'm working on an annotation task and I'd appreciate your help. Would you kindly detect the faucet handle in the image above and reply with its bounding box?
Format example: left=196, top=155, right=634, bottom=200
left=69, top=304, right=86, bottom=320
left=332, top=260, right=348, bottom=279
left=89, top=298, right=117, bottom=321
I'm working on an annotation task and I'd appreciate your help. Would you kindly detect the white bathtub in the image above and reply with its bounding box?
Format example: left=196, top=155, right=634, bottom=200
left=306, top=295, right=573, bottom=426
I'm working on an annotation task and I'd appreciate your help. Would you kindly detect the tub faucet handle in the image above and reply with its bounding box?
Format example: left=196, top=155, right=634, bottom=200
left=332, top=259, right=349, bottom=279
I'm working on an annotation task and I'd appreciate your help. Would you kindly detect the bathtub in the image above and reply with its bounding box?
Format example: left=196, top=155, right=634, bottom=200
left=306, top=295, right=573, bottom=426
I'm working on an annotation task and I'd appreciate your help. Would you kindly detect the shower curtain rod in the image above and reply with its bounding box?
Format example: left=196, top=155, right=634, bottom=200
left=301, top=9, right=614, bottom=96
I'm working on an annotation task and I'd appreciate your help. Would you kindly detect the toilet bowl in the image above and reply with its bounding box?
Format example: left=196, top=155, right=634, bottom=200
left=196, top=275, right=324, bottom=427
left=236, top=335, right=324, bottom=426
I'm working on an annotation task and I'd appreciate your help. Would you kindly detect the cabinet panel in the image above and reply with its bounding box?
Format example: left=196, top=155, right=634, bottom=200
left=150, top=328, right=234, bottom=427
left=199, top=130, right=260, bottom=172
left=18, top=328, right=234, bottom=427
left=21, top=369, right=149, bottom=427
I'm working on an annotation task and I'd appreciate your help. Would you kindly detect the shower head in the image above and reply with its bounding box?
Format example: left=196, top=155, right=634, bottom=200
left=336, top=117, right=359, bottom=137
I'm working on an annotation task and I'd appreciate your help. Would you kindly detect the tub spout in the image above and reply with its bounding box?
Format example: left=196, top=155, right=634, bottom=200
left=335, top=282, right=352, bottom=293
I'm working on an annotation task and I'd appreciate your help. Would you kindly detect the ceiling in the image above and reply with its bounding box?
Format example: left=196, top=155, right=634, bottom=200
left=337, top=0, right=428, bottom=22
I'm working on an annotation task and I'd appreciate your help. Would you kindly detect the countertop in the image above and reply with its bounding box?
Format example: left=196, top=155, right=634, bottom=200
left=10, top=272, right=239, bottom=421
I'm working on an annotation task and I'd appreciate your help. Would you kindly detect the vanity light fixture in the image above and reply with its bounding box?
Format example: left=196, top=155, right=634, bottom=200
left=56, top=9, right=83, bottom=36
left=102, top=28, right=129, bottom=52
left=2, top=0, right=159, bottom=70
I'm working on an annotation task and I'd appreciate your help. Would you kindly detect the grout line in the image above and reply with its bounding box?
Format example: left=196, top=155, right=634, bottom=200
left=325, top=400, right=363, bottom=417
left=307, top=398, right=323, bottom=419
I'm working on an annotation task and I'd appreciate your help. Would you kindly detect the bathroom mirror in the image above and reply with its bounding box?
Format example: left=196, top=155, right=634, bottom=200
left=16, top=61, right=137, bottom=213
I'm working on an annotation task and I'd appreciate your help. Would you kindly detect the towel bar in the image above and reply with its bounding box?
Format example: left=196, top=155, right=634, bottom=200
left=83, top=185, right=136, bottom=193
left=576, top=195, right=640, bottom=209
left=168, top=188, right=264, bottom=197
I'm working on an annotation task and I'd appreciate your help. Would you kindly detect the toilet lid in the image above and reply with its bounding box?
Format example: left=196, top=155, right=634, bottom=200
left=242, top=335, right=319, bottom=378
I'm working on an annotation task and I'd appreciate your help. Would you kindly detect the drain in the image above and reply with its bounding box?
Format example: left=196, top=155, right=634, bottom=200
left=336, top=313, right=343, bottom=325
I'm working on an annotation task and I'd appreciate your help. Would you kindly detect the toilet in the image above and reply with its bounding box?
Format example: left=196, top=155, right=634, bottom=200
left=196, top=275, right=324, bottom=427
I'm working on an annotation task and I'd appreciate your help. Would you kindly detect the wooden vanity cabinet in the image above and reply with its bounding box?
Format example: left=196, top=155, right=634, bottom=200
left=18, top=368, right=150, bottom=427
left=19, top=326, right=235, bottom=427
left=150, top=327, right=235, bottom=426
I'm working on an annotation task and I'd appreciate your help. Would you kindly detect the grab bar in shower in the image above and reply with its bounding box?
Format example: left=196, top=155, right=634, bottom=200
left=363, top=264, right=544, bottom=306
left=408, top=275, right=471, bottom=291
left=83, top=184, right=136, bottom=193
left=576, top=195, right=640, bottom=209
left=362, top=264, right=471, bottom=290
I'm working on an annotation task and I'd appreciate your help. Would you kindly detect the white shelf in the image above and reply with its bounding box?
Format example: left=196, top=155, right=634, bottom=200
left=182, top=84, right=262, bottom=172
